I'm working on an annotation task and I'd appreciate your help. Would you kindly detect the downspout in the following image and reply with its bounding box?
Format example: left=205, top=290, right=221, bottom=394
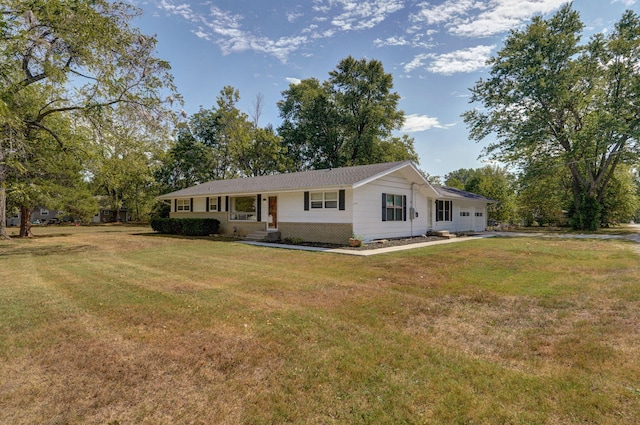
left=410, top=182, right=415, bottom=237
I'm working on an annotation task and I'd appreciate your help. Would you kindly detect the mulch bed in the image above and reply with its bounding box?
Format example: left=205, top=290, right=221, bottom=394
left=277, top=235, right=450, bottom=250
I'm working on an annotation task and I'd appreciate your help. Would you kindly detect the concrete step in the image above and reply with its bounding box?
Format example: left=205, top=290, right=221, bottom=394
left=244, top=231, right=281, bottom=242
left=428, top=230, right=457, bottom=239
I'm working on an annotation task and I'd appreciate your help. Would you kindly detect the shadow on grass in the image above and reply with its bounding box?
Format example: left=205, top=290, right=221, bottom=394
left=134, top=232, right=242, bottom=243
left=0, top=244, right=92, bottom=258
left=9, top=233, right=74, bottom=239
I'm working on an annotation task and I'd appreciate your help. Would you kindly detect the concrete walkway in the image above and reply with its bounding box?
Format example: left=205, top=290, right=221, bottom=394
left=241, top=226, right=640, bottom=256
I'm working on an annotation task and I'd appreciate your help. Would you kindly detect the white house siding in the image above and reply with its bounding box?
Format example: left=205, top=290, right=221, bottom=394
left=276, top=190, right=353, bottom=224
left=431, top=200, right=487, bottom=233
left=352, top=172, right=430, bottom=241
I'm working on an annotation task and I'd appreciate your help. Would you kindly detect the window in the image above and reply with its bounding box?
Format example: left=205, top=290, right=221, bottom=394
left=230, top=196, right=256, bottom=221
left=475, top=212, right=483, bottom=217
left=176, top=199, right=190, bottom=212
left=310, top=191, right=338, bottom=209
left=383, top=193, right=405, bottom=221
left=40, top=209, right=49, bottom=216
left=209, top=197, right=218, bottom=211
left=436, top=200, right=452, bottom=222
left=460, top=211, right=470, bottom=217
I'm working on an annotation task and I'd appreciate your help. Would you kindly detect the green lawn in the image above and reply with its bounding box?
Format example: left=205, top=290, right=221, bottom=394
left=1, top=225, right=639, bottom=424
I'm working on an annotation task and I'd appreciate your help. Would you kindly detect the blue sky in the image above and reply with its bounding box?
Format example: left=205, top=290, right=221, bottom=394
left=132, top=0, right=637, bottom=178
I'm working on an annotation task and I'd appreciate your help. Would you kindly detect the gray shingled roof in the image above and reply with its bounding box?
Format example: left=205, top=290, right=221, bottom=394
left=434, top=185, right=497, bottom=202
left=158, top=161, right=412, bottom=198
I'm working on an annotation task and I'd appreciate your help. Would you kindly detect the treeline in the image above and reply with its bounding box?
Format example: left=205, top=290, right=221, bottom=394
left=3, top=1, right=639, bottom=238
left=441, top=165, right=640, bottom=227
left=155, top=56, right=418, bottom=193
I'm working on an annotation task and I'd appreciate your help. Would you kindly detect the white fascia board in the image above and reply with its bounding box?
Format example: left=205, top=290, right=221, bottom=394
left=353, top=161, right=442, bottom=197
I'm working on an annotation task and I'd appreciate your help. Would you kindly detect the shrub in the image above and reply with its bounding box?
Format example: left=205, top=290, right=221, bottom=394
left=151, top=218, right=220, bottom=236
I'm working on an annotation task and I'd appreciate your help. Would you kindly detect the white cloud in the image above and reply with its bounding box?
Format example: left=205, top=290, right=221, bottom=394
left=287, top=12, right=303, bottom=23
left=157, top=0, right=199, bottom=22
left=612, top=0, right=635, bottom=5
left=402, top=114, right=455, bottom=132
left=374, top=36, right=409, bottom=47
left=426, top=45, right=495, bottom=75
left=157, top=2, right=308, bottom=62
left=335, top=0, right=404, bottom=31
left=312, top=0, right=404, bottom=32
left=403, top=54, right=430, bottom=73
left=192, top=29, right=210, bottom=40
left=412, top=0, right=483, bottom=25
left=412, top=0, right=566, bottom=38
left=453, top=0, right=566, bottom=37
left=285, top=77, right=301, bottom=85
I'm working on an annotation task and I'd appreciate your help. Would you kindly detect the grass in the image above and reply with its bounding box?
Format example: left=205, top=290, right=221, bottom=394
left=1, top=224, right=639, bottom=424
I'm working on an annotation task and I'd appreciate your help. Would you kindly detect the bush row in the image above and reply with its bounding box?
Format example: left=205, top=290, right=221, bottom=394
left=151, top=218, right=220, bottom=236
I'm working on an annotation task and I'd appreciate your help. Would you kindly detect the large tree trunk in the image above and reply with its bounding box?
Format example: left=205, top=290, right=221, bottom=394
left=19, top=206, right=33, bottom=238
left=0, top=143, right=9, bottom=240
left=0, top=184, right=9, bottom=240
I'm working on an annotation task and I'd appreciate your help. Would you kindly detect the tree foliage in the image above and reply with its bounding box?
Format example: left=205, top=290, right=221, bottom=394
left=445, top=166, right=517, bottom=223
left=278, top=56, right=417, bottom=170
left=0, top=0, right=178, bottom=237
left=463, top=4, right=640, bottom=230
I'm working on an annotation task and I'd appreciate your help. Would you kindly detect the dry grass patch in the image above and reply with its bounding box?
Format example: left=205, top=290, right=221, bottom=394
left=1, top=226, right=639, bottom=424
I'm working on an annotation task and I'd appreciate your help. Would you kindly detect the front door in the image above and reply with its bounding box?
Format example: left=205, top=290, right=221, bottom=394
left=268, top=196, right=278, bottom=229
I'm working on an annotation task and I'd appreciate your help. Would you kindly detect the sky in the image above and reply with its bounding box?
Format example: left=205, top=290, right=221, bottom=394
left=132, top=0, right=637, bottom=178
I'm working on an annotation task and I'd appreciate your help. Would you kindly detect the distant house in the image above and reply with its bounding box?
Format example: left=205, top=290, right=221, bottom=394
left=92, top=207, right=130, bottom=223
left=157, top=161, right=495, bottom=244
left=6, top=208, right=65, bottom=226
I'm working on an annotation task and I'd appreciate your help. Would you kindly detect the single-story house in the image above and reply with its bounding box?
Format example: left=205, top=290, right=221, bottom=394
left=157, top=161, right=495, bottom=244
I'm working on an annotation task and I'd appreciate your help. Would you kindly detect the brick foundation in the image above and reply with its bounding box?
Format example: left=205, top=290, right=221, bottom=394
left=279, top=222, right=353, bottom=245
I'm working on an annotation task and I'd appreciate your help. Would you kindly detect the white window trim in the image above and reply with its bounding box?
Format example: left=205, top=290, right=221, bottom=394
left=229, top=196, right=257, bottom=221
left=310, top=191, right=338, bottom=209
left=176, top=199, right=190, bottom=212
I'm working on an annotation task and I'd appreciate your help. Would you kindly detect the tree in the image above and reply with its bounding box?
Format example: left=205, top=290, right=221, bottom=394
left=516, top=161, right=570, bottom=226
left=277, top=78, right=342, bottom=170
left=446, top=166, right=517, bottom=224
left=5, top=106, right=98, bottom=236
left=600, top=165, right=639, bottom=226
left=160, top=86, right=289, bottom=185
left=88, top=107, right=167, bottom=222
left=0, top=0, right=178, bottom=238
left=444, top=168, right=480, bottom=189
left=155, top=123, right=215, bottom=192
left=190, top=86, right=253, bottom=180
left=463, top=5, right=640, bottom=230
left=238, top=125, right=290, bottom=177
left=278, top=56, right=416, bottom=170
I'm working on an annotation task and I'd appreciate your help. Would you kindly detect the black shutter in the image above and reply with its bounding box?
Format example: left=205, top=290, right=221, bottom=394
left=190, top=198, right=193, bottom=212
left=206, top=197, right=210, bottom=212
left=382, top=193, right=387, bottom=221
left=217, top=196, right=222, bottom=212
left=339, top=190, right=345, bottom=210
left=225, top=196, right=229, bottom=212
left=403, top=195, right=407, bottom=221
left=174, top=199, right=177, bottom=212
left=257, top=194, right=262, bottom=221
left=304, top=191, right=309, bottom=211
